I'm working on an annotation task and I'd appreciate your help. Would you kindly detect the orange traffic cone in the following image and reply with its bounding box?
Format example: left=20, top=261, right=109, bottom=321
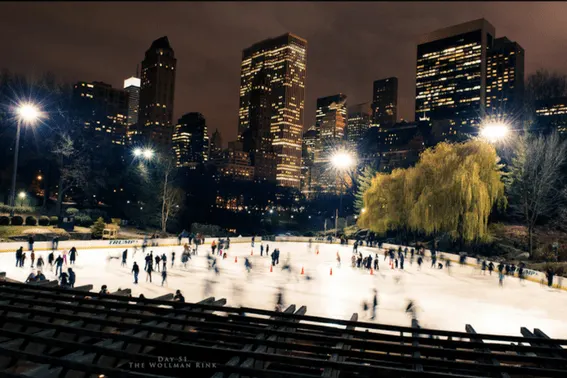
left=251, top=250, right=253, bottom=256
left=235, top=256, right=238, bottom=263
left=270, top=265, right=273, bottom=273
left=370, top=268, right=374, bottom=275
left=301, top=266, right=304, bottom=275
left=316, top=249, right=319, bottom=255
left=330, top=267, right=333, bottom=276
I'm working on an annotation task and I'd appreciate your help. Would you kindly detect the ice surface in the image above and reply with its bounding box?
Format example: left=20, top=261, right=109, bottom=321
left=2, top=241, right=566, bottom=339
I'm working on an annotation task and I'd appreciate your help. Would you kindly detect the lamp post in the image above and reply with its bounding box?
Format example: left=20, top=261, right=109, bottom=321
left=330, top=150, right=355, bottom=239
left=9, top=103, right=42, bottom=216
left=479, top=121, right=510, bottom=143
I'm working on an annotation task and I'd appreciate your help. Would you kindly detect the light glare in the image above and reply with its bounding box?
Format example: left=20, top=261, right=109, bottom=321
left=16, top=103, right=42, bottom=125
left=480, top=122, right=509, bottom=143
left=331, top=152, right=355, bottom=170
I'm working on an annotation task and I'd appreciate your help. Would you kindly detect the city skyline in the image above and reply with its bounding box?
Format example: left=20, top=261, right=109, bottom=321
left=0, top=3, right=565, bottom=146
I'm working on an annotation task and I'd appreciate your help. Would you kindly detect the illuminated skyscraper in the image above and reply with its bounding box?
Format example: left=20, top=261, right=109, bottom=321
left=72, top=81, right=128, bottom=145
left=238, top=33, right=307, bottom=188
left=316, top=94, right=348, bottom=141
left=416, top=19, right=495, bottom=139
left=346, top=102, right=372, bottom=145
left=536, top=97, right=567, bottom=134
left=371, top=78, right=398, bottom=128
left=209, top=128, right=223, bottom=161
left=486, top=37, right=525, bottom=118
left=172, top=112, right=209, bottom=167
left=123, top=76, right=140, bottom=142
left=138, top=36, right=177, bottom=146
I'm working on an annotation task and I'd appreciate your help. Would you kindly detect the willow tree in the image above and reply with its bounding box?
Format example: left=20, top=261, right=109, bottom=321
left=359, top=140, right=505, bottom=244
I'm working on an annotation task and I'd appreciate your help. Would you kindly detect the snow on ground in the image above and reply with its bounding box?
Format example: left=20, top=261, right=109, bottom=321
left=2, top=241, right=566, bottom=339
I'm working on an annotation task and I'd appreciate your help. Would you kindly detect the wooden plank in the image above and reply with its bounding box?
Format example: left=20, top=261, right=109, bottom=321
left=322, top=313, right=358, bottom=377
left=466, top=324, right=510, bottom=378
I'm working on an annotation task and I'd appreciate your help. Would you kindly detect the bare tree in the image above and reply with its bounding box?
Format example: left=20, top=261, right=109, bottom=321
left=52, top=134, right=89, bottom=216
left=506, top=132, right=567, bottom=257
left=158, top=158, right=183, bottom=232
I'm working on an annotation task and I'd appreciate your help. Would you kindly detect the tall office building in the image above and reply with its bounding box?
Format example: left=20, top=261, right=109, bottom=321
left=300, top=126, right=319, bottom=198
left=316, top=94, right=348, bottom=141
left=72, top=81, right=129, bottom=145
left=371, top=78, right=398, bottom=128
left=346, top=102, right=372, bottom=145
left=172, top=112, right=209, bottom=167
left=536, top=97, right=567, bottom=134
left=486, top=37, right=525, bottom=118
left=123, top=76, right=140, bottom=142
left=238, top=33, right=307, bottom=188
left=138, top=36, right=177, bottom=146
left=209, top=128, right=223, bottom=161
left=416, top=19, right=495, bottom=139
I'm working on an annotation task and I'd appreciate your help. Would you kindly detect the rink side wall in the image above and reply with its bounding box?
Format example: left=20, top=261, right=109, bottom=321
left=0, top=235, right=564, bottom=291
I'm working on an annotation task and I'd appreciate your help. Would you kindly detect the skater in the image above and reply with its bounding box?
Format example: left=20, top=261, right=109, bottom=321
left=59, top=270, right=70, bottom=288
left=30, top=250, right=35, bottom=268
left=275, top=287, right=284, bottom=312
left=244, top=257, right=252, bottom=273
left=351, top=254, right=356, bottom=268
left=374, top=254, right=379, bottom=271
left=28, top=235, right=34, bottom=251
left=62, top=249, right=68, bottom=266
left=174, top=290, right=185, bottom=302
left=395, top=258, right=398, bottom=269
left=144, top=253, right=151, bottom=271
left=367, top=254, right=373, bottom=270
left=499, top=271, right=504, bottom=287
left=406, top=300, right=418, bottom=322
left=488, top=262, right=494, bottom=275
left=20, top=252, right=26, bottom=268
left=211, top=240, right=217, bottom=255
left=417, top=256, right=423, bottom=270
left=155, top=254, right=161, bottom=272
left=15, top=247, right=22, bottom=267
left=430, top=255, right=437, bottom=268
left=181, top=252, right=189, bottom=269
left=132, top=262, right=140, bottom=284
left=399, top=253, right=404, bottom=270
left=69, top=247, right=78, bottom=264
left=177, top=233, right=182, bottom=246
left=161, top=269, right=167, bottom=287
left=68, top=268, right=76, bottom=288
left=370, top=289, right=378, bottom=320
left=121, top=249, right=128, bottom=267
left=48, top=251, right=54, bottom=270
left=266, top=244, right=270, bottom=256
left=25, top=271, right=37, bottom=283
left=161, top=253, right=167, bottom=271
left=146, top=259, right=153, bottom=283
left=36, top=270, right=46, bottom=281
left=546, top=268, right=554, bottom=288
left=99, top=285, right=109, bottom=296
left=171, top=251, right=175, bottom=267
left=481, top=260, right=487, bottom=275
left=251, top=236, right=255, bottom=247
left=336, top=252, right=341, bottom=268
left=260, top=244, right=264, bottom=256
left=52, top=236, right=59, bottom=251
left=357, top=253, right=362, bottom=268
left=37, top=255, right=44, bottom=270
left=55, top=255, right=63, bottom=276
left=384, top=250, right=388, bottom=261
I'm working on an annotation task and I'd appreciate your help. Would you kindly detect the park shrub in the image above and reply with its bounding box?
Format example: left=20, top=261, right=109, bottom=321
left=11, top=216, right=24, bottom=226
left=25, top=216, right=37, bottom=226
left=0, top=216, right=10, bottom=225
left=91, top=217, right=106, bottom=239
left=66, top=207, right=79, bottom=215
left=75, top=215, right=93, bottom=227
left=49, top=216, right=59, bottom=225
left=0, top=204, right=34, bottom=214
left=38, top=216, right=50, bottom=226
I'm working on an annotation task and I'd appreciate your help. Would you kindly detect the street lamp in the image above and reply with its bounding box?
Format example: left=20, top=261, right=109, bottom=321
left=133, top=147, right=154, bottom=160
left=480, top=121, right=510, bottom=143
left=330, top=149, right=356, bottom=238
left=18, top=192, right=26, bottom=206
left=9, top=102, right=42, bottom=215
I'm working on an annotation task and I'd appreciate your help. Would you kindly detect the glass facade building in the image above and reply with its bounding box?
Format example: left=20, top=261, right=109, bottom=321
left=346, top=102, right=372, bottom=145
left=172, top=112, right=209, bottom=167
left=238, top=33, right=307, bottom=189
left=371, top=78, right=398, bottom=128
left=416, top=19, right=495, bottom=139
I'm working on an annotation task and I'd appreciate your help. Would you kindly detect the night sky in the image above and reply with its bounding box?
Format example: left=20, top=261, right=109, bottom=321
left=1, top=2, right=565, bottom=145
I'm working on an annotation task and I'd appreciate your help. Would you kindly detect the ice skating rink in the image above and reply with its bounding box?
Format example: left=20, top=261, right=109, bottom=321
left=2, top=241, right=566, bottom=339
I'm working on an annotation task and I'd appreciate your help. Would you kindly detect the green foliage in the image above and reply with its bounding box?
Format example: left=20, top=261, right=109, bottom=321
left=353, top=165, right=377, bottom=214
left=359, top=140, right=505, bottom=243
left=38, top=216, right=50, bottom=226
left=11, top=216, right=24, bottom=226
left=0, top=216, right=9, bottom=225
left=0, top=204, right=34, bottom=214
left=49, top=216, right=59, bottom=225
left=25, top=216, right=37, bottom=226
left=91, top=217, right=106, bottom=239
left=65, top=207, right=79, bottom=215
left=75, top=215, right=93, bottom=227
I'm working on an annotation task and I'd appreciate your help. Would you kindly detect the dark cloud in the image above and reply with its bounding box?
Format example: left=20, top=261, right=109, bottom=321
left=0, top=2, right=565, bottom=144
